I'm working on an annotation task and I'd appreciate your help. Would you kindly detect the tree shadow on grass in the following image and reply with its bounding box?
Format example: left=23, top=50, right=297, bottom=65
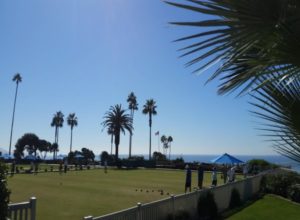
left=221, top=193, right=264, bottom=219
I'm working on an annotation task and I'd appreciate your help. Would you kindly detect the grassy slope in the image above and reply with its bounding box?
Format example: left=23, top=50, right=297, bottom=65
left=8, top=168, right=220, bottom=220
left=227, top=194, right=300, bottom=220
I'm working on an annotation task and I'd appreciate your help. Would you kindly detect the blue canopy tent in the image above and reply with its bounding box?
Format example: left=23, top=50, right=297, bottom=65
left=74, top=154, right=84, bottom=159
left=57, top=154, right=67, bottom=160
left=211, top=153, right=244, bottom=164
left=24, top=155, right=38, bottom=161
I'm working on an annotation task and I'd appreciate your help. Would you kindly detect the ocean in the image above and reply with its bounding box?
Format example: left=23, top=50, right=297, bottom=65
left=118, top=154, right=300, bottom=173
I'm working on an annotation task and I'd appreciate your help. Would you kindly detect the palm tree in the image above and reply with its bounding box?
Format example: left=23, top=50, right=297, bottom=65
left=67, top=113, right=78, bottom=153
left=167, top=0, right=300, bottom=95
left=166, top=1, right=300, bottom=162
left=50, top=111, right=64, bottom=159
left=143, top=99, right=157, bottom=160
left=8, top=73, right=22, bottom=155
left=161, top=135, right=168, bottom=155
left=50, top=143, right=58, bottom=160
left=251, top=76, right=300, bottom=163
left=161, top=135, right=173, bottom=159
left=167, top=136, right=173, bottom=160
left=107, top=126, right=114, bottom=155
left=102, top=104, right=133, bottom=161
left=127, top=92, right=138, bottom=158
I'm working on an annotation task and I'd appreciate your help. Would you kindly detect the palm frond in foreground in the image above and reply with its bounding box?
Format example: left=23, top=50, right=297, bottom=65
left=251, top=76, right=300, bottom=163
left=167, top=0, right=300, bottom=95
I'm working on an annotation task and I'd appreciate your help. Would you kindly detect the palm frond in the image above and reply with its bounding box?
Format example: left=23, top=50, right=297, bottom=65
left=251, top=75, right=300, bottom=163
left=167, top=0, right=300, bottom=95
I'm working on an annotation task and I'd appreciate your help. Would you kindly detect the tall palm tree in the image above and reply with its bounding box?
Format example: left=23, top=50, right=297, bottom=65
left=102, top=104, right=132, bottom=161
left=107, top=126, right=114, bottom=155
left=8, top=73, right=22, bottom=155
left=167, top=136, right=173, bottom=160
left=50, top=111, right=64, bottom=159
left=67, top=113, right=78, bottom=153
left=143, top=99, right=157, bottom=160
left=127, top=92, right=138, bottom=158
left=167, top=0, right=300, bottom=95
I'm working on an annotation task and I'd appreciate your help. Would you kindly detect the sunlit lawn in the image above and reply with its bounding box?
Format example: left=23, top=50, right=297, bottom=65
left=227, top=194, right=300, bottom=220
left=8, top=168, right=224, bottom=220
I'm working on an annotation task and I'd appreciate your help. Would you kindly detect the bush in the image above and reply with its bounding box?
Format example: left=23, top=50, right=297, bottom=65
left=264, top=172, right=300, bottom=197
left=197, top=191, right=218, bottom=220
left=260, top=175, right=267, bottom=192
left=229, top=188, right=242, bottom=209
left=247, top=159, right=278, bottom=174
left=288, top=184, right=300, bottom=203
left=0, top=161, right=11, bottom=220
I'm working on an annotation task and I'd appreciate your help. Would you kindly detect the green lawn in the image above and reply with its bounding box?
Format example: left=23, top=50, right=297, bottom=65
left=227, top=194, right=300, bottom=220
left=7, top=168, right=221, bottom=220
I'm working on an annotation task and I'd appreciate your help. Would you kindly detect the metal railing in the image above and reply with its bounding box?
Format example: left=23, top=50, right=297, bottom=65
left=8, top=197, right=37, bottom=220
left=83, top=173, right=266, bottom=220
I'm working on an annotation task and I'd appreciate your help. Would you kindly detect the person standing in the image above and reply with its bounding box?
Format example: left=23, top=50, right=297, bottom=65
left=34, top=161, right=38, bottom=175
left=185, top=164, right=192, bottom=193
left=197, top=163, right=204, bottom=189
left=10, top=160, right=16, bottom=177
left=228, top=166, right=236, bottom=182
left=64, top=159, right=68, bottom=174
left=211, top=167, right=217, bottom=187
left=243, top=164, right=248, bottom=178
left=59, top=161, right=63, bottom=175
left=222, top=165, right=228, bottom=184
left=104, top=160, right=108, bottom=174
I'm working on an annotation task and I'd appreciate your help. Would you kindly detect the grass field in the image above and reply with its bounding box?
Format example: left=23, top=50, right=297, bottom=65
left=7, top=168, right=222, bottom=220
left=227, top=194, right=300, bottom=220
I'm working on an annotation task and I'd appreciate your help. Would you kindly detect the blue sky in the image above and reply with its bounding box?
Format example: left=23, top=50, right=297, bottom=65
left=0, top=0, right=274, bottom=156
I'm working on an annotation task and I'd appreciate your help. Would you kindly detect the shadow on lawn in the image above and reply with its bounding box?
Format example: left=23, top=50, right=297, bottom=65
left=221, top=194, right=264, bottom=219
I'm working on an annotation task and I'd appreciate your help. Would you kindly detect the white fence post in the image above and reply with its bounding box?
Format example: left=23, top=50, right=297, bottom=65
left=30, top=197, right=37, bottom=220
left=136, top=202, right=142, bottom=220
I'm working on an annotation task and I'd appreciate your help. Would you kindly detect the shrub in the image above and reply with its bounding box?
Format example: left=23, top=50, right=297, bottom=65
left=264, top=172, right=300, bottom=197
left=197, top=191, right=218, bottom=220
left=247, top=159, right=278, bottom=174
left=288, top=184, right=300, bottom=203
left=0, top=161, right=11, bottom=220
left=229, top=188, right=242, bottom=209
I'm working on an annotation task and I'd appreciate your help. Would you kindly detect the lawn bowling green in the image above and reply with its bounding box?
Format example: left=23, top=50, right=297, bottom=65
left=8, top=168, right=225, bottom=220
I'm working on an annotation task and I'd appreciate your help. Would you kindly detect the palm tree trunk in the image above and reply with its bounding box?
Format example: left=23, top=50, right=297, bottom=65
left=110, top=134, right=113, bottom=155
left=149, top=125, right=152, bottom=160
left=149, top=113, right=152, bottom=160
left=57, top=128, right=59, bottom=146
left=54, top=127, right=57, bottom=143
left=129, top=135, right=132, bottom=158
left=54, top=127, right=57, bottom=160
left=115, top=143, right=119, bottom=161
left=169, top=144, right=171, bottom=160
left=56, top=128, right=60, bottom=159
left=115, top=133, right=120, bottom=161
left=70, top=127, right=73, bottom=153
left=129, top=110, right=133, bottom=158
left=8, top=83, right=19, bottom=155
